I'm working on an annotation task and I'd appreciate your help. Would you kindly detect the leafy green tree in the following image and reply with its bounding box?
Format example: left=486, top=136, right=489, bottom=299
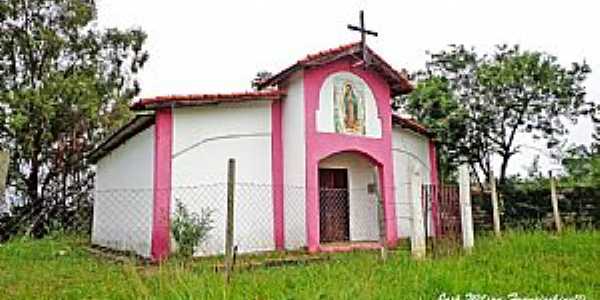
left=592, top=111, right=600, bottom=154
left=398, top=45, right=592, bottom=184
left=251, top=71, right=272, bottom=90
left=0, top=0, right=148, bottom=238
left=396, top=75, right=470, bottom=182
left=561, top=112, right=600, bottom=187
left=561, top=145, right=600, bottom=187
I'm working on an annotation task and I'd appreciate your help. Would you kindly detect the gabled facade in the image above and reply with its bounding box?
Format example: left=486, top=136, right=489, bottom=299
left=89, top=42, right=439, bottom=261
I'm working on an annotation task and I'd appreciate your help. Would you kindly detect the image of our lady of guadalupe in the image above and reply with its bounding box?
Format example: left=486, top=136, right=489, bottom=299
left=334, top=79, right=366, bottom=135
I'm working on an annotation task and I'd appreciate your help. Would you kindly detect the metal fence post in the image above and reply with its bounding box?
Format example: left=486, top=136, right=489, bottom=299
left=224, top=158, right=236, bottom=283
left=549, top=171, right=562, bottom=233
left=459, top=164, right=474, bottom=253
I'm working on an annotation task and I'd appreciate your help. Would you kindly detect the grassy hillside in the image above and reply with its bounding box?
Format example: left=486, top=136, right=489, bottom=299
left=0, top=231, right=598, bottom=299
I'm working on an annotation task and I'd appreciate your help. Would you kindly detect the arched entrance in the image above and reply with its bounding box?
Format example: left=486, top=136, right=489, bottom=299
left=317, top=151, right=381, bottom=249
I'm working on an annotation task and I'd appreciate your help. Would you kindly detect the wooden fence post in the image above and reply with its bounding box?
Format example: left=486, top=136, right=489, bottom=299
left=408, top=164, right=426, bottom=259
left=372, top=168, right=388, bottom=261
left=224, top=158, right=236, bottom=283
left=459, top=164, right=474, bottom=252
left=0, top=151, right=8, bottom=212
left=549, top=171, right=562, bottom=233
left=490, top=170, right=501, bottom=237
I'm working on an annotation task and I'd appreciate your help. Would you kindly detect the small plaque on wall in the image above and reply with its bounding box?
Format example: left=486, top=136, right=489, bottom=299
left=367, top=183, right=376, bottom=194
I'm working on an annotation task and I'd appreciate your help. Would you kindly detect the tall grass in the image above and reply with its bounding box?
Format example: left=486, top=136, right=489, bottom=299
left=1, top=230, right=598, bottom=299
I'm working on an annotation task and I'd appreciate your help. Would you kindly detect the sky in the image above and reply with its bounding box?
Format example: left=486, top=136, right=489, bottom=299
left=96, top=0, right=599, bottom=176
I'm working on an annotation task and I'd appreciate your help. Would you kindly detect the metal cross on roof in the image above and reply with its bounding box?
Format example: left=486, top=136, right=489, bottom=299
left=347, top=10, right=378, bottom=66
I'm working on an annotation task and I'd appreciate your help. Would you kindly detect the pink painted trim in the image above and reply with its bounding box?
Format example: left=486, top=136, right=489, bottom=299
left=303, top=57, right=399, bottom=252
left=271, top=100, right=285, bottom=250
left=305, top=165, right=319, bottom=252
left=379, top=164, right=398, bottom=247
left=428, top=140, right=441, bottom=237
left=151, top=108, right=173, bottom=262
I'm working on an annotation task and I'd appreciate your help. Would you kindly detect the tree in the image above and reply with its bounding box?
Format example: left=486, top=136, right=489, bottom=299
left=0, top=0, right=148, bottom=238
left=396, top=75, right=470, bottom=182
left=251, top=70, right=272, bottom=90
left=592, top=110, right=600, bottom=154
left=560, top=110, right=600, bottom=187
left=398, top=45, right=592, bottom=184
left=561, top=144, right=600, bottom=187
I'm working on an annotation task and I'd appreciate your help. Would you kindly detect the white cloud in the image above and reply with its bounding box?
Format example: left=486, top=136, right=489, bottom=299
left=96, top=0, right=600, bottom=175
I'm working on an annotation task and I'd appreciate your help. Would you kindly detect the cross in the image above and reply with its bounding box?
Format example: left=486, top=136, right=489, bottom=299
left=347, top=10, right=378, bottom=66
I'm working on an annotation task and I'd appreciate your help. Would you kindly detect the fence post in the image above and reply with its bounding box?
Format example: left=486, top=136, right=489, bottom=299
left=459, top=164, right=474, bottom=252
left=408, top=164, right=426, bottom=259
left=0, top=151, right=8, bottom=212
left=372, top=168, right=388, bottom=261
left=490, top=170, right=501, bottom=237
left=549, top=171, right=562, bottom=233
left=224, top=158, right=236, bottom=283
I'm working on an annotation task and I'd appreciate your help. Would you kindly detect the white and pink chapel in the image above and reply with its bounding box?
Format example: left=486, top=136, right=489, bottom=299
left=88, top=40, right=440, bottom=261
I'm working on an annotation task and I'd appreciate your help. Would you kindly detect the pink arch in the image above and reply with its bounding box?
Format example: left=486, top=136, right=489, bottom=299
left=318, top=149, right=384, bottom=167
left=303, top=57, right=398, bottom=252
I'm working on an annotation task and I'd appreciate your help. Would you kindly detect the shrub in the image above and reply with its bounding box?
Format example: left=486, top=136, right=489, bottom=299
left=471, top=178, right=600, bottom=232
left=171, top=200, right=214, bottom=257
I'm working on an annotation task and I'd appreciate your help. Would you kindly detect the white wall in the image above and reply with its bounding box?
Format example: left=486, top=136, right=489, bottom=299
left=392, top=128, right=432, bottom=238
left=92, top=125, right=155, bottom=258
left=171, top=101, right=273, bottom=256
left=319, top=152, right=379, bottom=242
left=281, top=73, right=307, bottom=250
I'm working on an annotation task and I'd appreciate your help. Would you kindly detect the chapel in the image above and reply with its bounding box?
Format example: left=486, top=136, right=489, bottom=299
left=89, top=40, right=438, bottom=260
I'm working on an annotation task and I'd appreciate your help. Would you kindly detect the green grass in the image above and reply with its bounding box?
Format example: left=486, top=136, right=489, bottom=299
left=1, top=230, right=599, bottom=299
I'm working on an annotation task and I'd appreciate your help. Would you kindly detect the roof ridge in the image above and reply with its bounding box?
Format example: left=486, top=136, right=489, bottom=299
left=298, top=41, right=361, bottom=64
left=257, top=41, right=412, bottom=95
left=132, top=89, right=284, bottom=110
left=392, top=114, right=432, bottom=136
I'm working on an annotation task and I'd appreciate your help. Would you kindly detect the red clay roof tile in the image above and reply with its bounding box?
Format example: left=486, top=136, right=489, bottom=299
left=257, top=41, right=412, bottom=96
left=298, top=42, right=359, bottom=64
left=392, top=114, right=432, bottom=137
left=131, top=89, right=284, bottom=110
left=132, top=42, right=412, bottom=110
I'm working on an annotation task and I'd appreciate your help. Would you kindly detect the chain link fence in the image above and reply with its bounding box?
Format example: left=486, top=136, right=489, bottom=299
left=92, top=188, right=154, bottom=257
left=91, top=182, right=445, bottom=258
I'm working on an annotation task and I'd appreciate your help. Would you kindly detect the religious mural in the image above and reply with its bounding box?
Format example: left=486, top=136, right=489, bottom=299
left=333, top=78, right=366, bottom=135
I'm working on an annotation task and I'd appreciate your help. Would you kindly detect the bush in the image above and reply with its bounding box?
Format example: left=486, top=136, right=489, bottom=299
left=171, top=200, right=214, bottom=257
left=471, top=178, right=600, bottom=232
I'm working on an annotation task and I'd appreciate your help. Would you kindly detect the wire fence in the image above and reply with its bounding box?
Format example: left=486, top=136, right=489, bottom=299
left=472, top=184, right=600, bottom=231
left=90, top=182, right=451, bottom=258
left=93, top=188, right=154, bottom=257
